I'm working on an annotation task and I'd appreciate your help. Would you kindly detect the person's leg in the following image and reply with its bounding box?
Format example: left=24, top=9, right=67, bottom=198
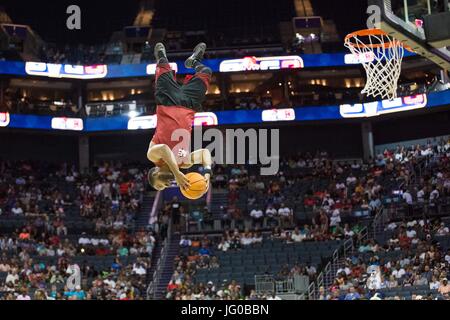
left=154, top=43, right=181, bottom=106
left=181, top=43, right=212, bottom=110
left=181, top=61, right=212, bottom=109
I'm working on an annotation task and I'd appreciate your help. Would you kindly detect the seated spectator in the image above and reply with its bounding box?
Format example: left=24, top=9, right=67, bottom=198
left=291, top=227, right=303, bottom=242
left=249, top=207, right=264, bottom=228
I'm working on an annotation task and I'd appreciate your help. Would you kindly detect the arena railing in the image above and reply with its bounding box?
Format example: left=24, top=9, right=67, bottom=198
left=147, top=217, right=173, bottom=299
left=255, top=275, right=308, bottom=298
left=372, top=206, right=388, bottom=239
left=255, top=275, right=275, bottom=295
left=310, top=236, right=355, bottom=299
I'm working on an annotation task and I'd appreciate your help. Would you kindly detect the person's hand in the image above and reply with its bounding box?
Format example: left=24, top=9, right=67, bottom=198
left=174, top=171, right=190, bottom=190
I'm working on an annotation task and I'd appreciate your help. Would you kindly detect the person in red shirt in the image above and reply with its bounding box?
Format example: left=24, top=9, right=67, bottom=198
left=147, top=42, right=212, bottom=191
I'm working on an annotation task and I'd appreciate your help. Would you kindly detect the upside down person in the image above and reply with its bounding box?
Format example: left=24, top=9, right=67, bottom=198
left=147, top=42, right=212, bottom=191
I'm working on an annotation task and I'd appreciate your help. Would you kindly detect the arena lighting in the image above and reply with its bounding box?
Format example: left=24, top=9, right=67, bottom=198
left=146, top=62, right=178, bottom=75
left=219, top=55, right=304, bottom=72
left=25, top=62, right=107, bottom=79
left=127, top=111, right=140, bottom=118
left=262, top=108, right=296, bottom=122
left=127, top=115, right=158, bottom=130
left=51, top=117, right=83, bottom=131
left=344, top=52, right=376, bottom=64
left=0, top=112, right=10, bottom=127
left=127, top=112, right=218, bottom=130
left=339, top=94, right=428, bottom=118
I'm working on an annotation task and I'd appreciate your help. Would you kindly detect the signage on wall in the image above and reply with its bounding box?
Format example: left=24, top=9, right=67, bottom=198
left=339, top=94, right=428, bottom=118
left=51, top=117, right=84, bottom=130
left=146, top=63, right=178, bottom=75
left=25, top=62, right=107, bottom=79
left=344, top=52, right=375, bottom=64
left=0, top=112, right=10, bottom=127
left=128, top=115, right=158, bottom=130
left=219, top=56, right=304, bottom=72
left=127, top=112, right=219, bottom=131
left=193, top=112, right=218, bottom=126
left=262, top=108, right=296, bottom=122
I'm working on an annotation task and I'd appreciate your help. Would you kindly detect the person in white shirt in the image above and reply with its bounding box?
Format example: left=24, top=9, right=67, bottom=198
left=346, top=174, right=357, bottom=186
left=78, top=235, right=91, bottom=245
left=132, top=263, right=146, bottom=276
left=444, top=249, right=450, bottom=264
left=179, top=236, right=192, bottom=247
left=343, top=224, right=354, bottom=237
left=330, top=209, right=341, bottom=227
left=336, top=265, right=351, bottom=276
left=406, top=228, right=417, bottom=238
left=402, top=190, right=413, bottom=205
left=392, top=266, right=406, bottom=279
left=218, top=238, right=230, bottom=252
left=94, top=182, right=103, bottom=196
left=5, top=270, right=19, bottom=285
left=429, top=187, right=439, bottom=202
left=402, top=189, right=414, bottom=216
left=394, top=152, right=403, bottom=162
left=11, top=204, right=24, bottom=216
left=278, top=206, right=291, bottom=217
left=56, top=245, right=65, bottom=257
left=429, top=276, right=441, bottom=290
left=436, top=223, right=449, bottom=236
left=278, top=205, right=292, bottom=227
left=99, top=238, right=109, bottom=246
left=336, top=182, right=346, bottom=190
left=265, top=205, right=277, bottom=218
left=291, top=228, right=304, bottom=242
left=351, top=161, right=361, bottom=170
left=240, top=234, right=253, bottom=246
left=250, top=208, right=264, bottom=226
left=250, top=208, right=263, bottom=220
left=417, top=187, right=425, bottom=203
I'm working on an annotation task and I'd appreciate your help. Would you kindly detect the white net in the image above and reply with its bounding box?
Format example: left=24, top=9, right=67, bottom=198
left=345, top=30, right=405, bottom=101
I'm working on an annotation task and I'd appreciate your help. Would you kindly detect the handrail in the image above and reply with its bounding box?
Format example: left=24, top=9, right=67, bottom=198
left=372, top=206, right=386, bottom=239
left=355, top=226, right=368, bottom=248
left=146, top=235, right=168, bottom=299
left=307, top=281, right=315, bottom=300
left=149, top=191, right=162, bottom=226
left=146, top=217, right=173, bottom=299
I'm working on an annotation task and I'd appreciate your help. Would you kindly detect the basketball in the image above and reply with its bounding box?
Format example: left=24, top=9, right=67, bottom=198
left=180, top=172, right=208, bottom=199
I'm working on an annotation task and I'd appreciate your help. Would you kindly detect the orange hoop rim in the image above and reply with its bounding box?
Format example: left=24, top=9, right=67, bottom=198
left=345, top=28, right=413, bottom=52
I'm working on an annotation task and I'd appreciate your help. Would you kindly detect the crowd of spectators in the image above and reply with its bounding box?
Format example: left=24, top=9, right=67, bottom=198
left=171, top=139, right=449, bottom=300
left=322, top=219, right=450, bottom=300
left=0, top=160, right=159, bottom=300
left=318, top=139, right=450, bottom=300
left=166, top=220, right=365, bottom=300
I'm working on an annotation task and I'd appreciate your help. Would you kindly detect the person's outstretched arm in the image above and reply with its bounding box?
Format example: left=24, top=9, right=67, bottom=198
left=181, top=148, right=212, bottom=182
left=147, top=142, right=190, bottom=189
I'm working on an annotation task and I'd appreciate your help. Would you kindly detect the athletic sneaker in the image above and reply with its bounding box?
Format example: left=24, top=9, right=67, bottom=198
left=185, top=42, right=206, bottom=69
left=154, top=42, right=167, bottom=61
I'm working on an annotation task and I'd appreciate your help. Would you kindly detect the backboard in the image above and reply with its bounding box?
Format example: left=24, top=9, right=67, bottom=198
left=369, top=0, right=450, bottom=70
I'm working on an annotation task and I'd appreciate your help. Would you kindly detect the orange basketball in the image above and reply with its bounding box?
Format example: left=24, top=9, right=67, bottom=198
left=180, top=172, right=208, bottom=200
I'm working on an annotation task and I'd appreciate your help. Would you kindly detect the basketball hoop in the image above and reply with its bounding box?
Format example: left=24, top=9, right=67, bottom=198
left=345, top=29, right=413, bottom=100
